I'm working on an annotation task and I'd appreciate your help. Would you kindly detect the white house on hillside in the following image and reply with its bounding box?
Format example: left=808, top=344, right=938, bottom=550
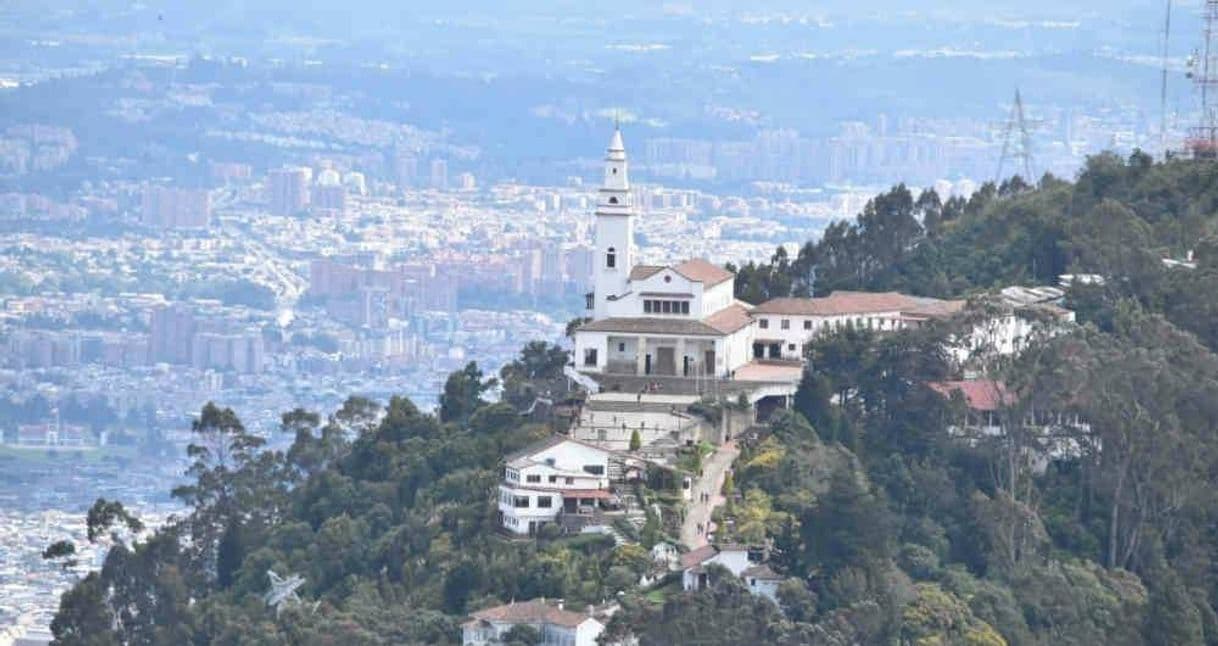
left=463, top=598, right=609, bottom=646
left=680, top=544, right=752, bottom=591
left=498, top=436, right=614, bottom=536
left=951, top=286, right=1075, bottom=364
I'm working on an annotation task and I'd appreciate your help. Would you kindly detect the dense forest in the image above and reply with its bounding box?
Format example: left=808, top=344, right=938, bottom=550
left=48, top=153, right=1218, bottom=644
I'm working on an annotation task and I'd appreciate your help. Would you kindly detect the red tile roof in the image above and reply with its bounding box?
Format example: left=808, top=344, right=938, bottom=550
left=704, top=303, right=754, bottom=334
left=680, top=544, right=719, bottom=569
left=629, top=265, right=665, bottom=281
left=673, top=259, right=734, bottom=287
left=928, top=380, right=1016, bottom=412
left=754, top=291, right=964, bottom=319
left=469, top=599, right=593, bottom=628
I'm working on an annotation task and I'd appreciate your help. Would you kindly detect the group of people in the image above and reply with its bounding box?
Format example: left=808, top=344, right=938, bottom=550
left=694, top=489, right=715, bottom=536
left=635, top=380, right=665, bottom=402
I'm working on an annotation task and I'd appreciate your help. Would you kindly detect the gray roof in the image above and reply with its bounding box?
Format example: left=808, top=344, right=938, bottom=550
left=504, top=434, right=613, bottom=465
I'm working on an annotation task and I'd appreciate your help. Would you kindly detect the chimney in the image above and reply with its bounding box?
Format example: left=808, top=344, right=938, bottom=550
left=556, top=598, right=564, bottom=610
left=587, top=604, right=595, bottom=617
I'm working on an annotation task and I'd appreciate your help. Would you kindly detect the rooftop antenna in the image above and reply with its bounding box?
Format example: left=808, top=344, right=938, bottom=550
left=1187, top=0, right=1218, bottom=158
left=996, top=89, right=1036, bottom=183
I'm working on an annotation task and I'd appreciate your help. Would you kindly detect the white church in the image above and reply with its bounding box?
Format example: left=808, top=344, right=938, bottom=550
left=569, top=127, right=1066, bottom=393
left=572, top=128, right=761, bottom=382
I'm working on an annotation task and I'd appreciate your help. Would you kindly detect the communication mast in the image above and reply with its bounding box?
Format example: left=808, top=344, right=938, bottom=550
left=996, top=89, right=1035, bottom=182
left=1187, top=0, right=1218, bottom=158
left=1160, top=0, right=1173, bottom=156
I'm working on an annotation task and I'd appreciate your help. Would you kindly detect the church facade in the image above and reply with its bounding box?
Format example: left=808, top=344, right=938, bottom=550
left=573, top=128, right=759, bottom=380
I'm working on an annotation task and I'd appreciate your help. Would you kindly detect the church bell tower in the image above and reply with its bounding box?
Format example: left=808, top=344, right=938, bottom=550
left=592, top=125, right=635, bottom=319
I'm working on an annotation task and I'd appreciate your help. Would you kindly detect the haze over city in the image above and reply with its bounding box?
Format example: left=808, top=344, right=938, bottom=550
left=3, top=2, right=1218, bottom=645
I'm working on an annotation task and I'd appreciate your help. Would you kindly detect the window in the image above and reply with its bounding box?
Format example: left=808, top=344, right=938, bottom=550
left=584, top=348, right=598, bottom=367
left=804, top=320, right=812, bottom=330
left=606, top=247, right=616, bottom=269
left=585, top=292, right=594, bottom=310
left=549, top=475, right=558, bottom=483
left=526, top=474, right=541, bottom=483
left=566, top=477, right=575, bottom=485
left=537, top=496, right=552, bottom=508
left=788, top=344, right=796, bottom=351
left=583, top=465, right=605, bottom=475
left=609, top=196, right=619, bottom=204
left=618, top=342, right=626, bottom=352
left=759, top=319, right=769, bottom=329
left=513, top=496, right=530, bottom=508
left=646, top=299, right=690, bottom=315
left=781, top=319, right=790, bottom=330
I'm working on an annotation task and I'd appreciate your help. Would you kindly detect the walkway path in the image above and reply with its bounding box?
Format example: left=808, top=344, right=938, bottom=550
left=679, top=440, right=738, bottom=549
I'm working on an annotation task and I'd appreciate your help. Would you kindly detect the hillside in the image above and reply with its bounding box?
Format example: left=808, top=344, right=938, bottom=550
left=47, top=153, right=1218, bottom=645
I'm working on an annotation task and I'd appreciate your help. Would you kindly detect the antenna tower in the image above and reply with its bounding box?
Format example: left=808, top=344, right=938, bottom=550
left=996, top=89, right=1035, bottom=182
left=1160, top=0, right=1174, bottom=156
left=1187, top=0, right=1218, bottom=158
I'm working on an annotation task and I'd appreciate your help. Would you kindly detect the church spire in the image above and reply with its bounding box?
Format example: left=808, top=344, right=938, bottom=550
left=599, top=124, right=630, bottom=207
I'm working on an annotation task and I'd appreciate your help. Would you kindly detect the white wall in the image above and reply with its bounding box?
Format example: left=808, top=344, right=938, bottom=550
left=606, top=268, right=704, bottom=319
left=701, top=281, right=734, bottom=315
left=720, top=326, right=755, bottom=376
left=752, top=311, right=906, bottom=360
left=574, top=331, right=610, bottom=372
left=593, top=215, right=634, bottom=319
left=497, top=484, right=563, bottom=534
left=462, top=618, right=603, bottom=646
left=682, top=548, right=752, bottom=591
left=747, top=577, right=780, bottom=604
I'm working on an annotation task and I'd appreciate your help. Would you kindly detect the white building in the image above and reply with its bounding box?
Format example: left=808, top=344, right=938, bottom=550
left=567, top=128, right=1072, bottom=419
left=742, top=564, right=784, bottom=603
left=573, top=128, right=758, bottom=379
left=680, top=544, right=785, bottom=603
left=951, top=286, right=1075, bottom=364
left=498, top=436, right=614, bottom=536
left=750, top=292, right=964, bottom=361
left=463, top=599, right=606, bottom=646
left=680, top=544, right=753, bottom=591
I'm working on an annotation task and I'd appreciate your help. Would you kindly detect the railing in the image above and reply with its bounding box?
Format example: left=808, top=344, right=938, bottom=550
left=563, top=365, right=601, bottom=394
